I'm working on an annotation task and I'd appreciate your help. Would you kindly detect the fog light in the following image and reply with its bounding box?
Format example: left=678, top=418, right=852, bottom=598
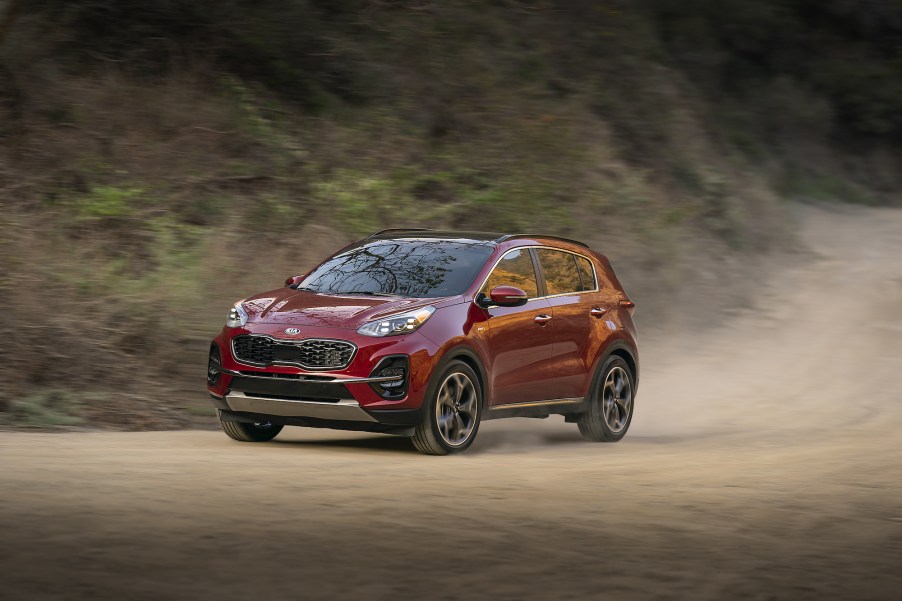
left=378, top=367, right=405, bottom=389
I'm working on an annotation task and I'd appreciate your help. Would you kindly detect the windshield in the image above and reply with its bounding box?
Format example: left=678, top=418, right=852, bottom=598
left=299, top=239, right=495, bottom=298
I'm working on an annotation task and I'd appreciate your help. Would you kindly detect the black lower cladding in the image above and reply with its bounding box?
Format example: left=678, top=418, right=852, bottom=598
left=227, top=375, right=353, bottom=402
left=363, top=408, right=422, bottom=426
left=219, top=410, right=416, bottom=436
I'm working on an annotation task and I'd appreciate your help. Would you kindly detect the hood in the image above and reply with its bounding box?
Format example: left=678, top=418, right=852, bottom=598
left=241, top=288, right=460, bottom=329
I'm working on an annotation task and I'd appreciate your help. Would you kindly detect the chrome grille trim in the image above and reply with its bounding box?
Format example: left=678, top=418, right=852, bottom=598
left=231, top=334, right=357, bottom=371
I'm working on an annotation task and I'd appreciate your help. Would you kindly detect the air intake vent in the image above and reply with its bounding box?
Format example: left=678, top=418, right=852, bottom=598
left=207, top=345, right=222, bottom=386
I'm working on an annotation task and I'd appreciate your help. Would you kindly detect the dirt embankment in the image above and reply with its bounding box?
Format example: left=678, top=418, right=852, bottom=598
left=1, top=203, right=900, bottom=600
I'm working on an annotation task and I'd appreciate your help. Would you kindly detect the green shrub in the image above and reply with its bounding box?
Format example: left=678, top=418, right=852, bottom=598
left=76, top=186, right=143, bottom=220
left=5, top=390, right=83, bottom=427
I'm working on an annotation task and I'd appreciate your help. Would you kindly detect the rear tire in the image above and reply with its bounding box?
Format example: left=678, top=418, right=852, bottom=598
left=577, top=356, right=634, bottom=442
left=412, top=360, right=483, bottom=455
left=218, top=411, right=283, bottom=442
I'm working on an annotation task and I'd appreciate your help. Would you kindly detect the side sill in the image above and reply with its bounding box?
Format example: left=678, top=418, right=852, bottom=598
left=485, top=397, right=587, bottom=420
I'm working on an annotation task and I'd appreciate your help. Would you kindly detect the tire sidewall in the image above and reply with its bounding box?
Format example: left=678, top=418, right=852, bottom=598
left=588, top=355, right=634, bottom=441
left=424, top=360, right=483, bottom=453
left=218, top=410, right=283, bottom=442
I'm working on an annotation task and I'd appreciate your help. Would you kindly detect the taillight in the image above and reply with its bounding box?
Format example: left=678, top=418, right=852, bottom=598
left=619, top=299, right=635, bottom=316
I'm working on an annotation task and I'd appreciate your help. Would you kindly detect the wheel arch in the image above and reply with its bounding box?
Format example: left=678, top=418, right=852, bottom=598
left=594, top=340, right=639, bottom=393
left=434, top=344, right=490, bottom=403
left=410, top=344, right=488, bottom=455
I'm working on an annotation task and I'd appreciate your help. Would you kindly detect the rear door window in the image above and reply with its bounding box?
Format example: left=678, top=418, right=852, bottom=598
left=482, top=248, right=539, bottom=298
left=536, top=249, right=584, bottom=296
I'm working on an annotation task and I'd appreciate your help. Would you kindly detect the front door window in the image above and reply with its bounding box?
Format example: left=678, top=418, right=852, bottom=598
left=482, top=248, right=538, bottom=297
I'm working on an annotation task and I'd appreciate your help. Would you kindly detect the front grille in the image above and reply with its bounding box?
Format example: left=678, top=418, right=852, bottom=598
left=232, top=336, right=356, bottom=370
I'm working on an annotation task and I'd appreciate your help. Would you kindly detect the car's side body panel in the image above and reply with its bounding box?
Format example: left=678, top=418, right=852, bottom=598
left=542, top=292, right=599, bottom=399
left=481, top=298, right=555, bottom=405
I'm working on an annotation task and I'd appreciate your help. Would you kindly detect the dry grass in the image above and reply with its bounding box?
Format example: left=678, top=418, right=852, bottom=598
left=0, top=61, right=787, bottom=426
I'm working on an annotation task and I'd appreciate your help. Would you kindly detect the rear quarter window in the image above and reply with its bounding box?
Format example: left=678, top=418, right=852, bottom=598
left=574, top=255, right=597, bottom=291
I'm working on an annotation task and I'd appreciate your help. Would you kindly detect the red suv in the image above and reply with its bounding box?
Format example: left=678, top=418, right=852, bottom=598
left=207, top=229, right=638, bottom=454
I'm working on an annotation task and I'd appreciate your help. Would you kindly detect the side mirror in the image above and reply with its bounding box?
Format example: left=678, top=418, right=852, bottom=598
left=478, top=286, right=529, bottom=308
left=285, top=275, right=303, bottom=289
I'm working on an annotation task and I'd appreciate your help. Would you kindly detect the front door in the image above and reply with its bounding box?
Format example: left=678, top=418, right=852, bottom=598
left=480, top=248, right=555, bottom=405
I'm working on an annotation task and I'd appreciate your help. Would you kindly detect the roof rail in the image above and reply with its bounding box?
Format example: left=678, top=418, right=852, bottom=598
left=366, top=228, right=434, bottom=240
left=495, top=233, right=589, bottom=248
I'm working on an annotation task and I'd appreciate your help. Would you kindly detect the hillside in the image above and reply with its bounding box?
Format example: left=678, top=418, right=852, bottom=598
left=1, top=0, right=900, bottom=426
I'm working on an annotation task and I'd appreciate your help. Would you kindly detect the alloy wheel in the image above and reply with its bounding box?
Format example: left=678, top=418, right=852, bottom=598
left=435, top=372, right=479, bottom=446
left=602, top=366, right=632, bottom=433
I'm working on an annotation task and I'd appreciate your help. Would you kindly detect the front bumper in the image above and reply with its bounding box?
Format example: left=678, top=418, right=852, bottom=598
left=212, top=369, right=423, bottom=434
left=214, top=369, right=402, bottom=422
left=208, top=323, right=442, bottom=424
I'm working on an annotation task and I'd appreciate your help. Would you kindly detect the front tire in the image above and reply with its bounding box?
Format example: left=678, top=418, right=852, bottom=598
left=577, top=356, right=634, bottom=442
left=412, top=360, right=483, bottom=455
left=218, top=411, right=283, bottom=442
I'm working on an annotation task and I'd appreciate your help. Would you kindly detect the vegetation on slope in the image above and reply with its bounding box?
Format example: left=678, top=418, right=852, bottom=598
left=1, top=0, right=899, bottom=426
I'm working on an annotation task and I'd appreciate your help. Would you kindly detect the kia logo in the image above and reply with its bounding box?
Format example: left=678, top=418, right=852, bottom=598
left=284, top=328, right=301, bottom=335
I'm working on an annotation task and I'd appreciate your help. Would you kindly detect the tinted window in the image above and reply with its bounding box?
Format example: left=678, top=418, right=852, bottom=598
left=300, top=240, right=494, bottom=298
left=536, top=249, right=583, bottom=295
left=575, top=255, right=597, bottom=291
left=482, top=248, right=538, bottom=298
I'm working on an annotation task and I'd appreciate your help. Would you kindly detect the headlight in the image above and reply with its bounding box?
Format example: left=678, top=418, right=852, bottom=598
left=226, top=302, right=248, bottom=328
left=357, top=306, right=435, bottom=337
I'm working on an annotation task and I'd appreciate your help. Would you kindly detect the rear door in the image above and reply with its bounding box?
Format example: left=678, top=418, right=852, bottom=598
left=480, top=247, right=554, bottom=406
left=534, top=248, right=608, bottom=399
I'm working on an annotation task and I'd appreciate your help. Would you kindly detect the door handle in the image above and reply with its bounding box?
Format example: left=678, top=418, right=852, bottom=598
left=534, top=314, right=552, bottom=324
left=590, top=307, right=607, bottom=317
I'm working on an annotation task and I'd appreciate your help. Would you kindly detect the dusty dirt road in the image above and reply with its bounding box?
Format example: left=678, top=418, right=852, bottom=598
left=2, top=203, right=901, bottom=600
